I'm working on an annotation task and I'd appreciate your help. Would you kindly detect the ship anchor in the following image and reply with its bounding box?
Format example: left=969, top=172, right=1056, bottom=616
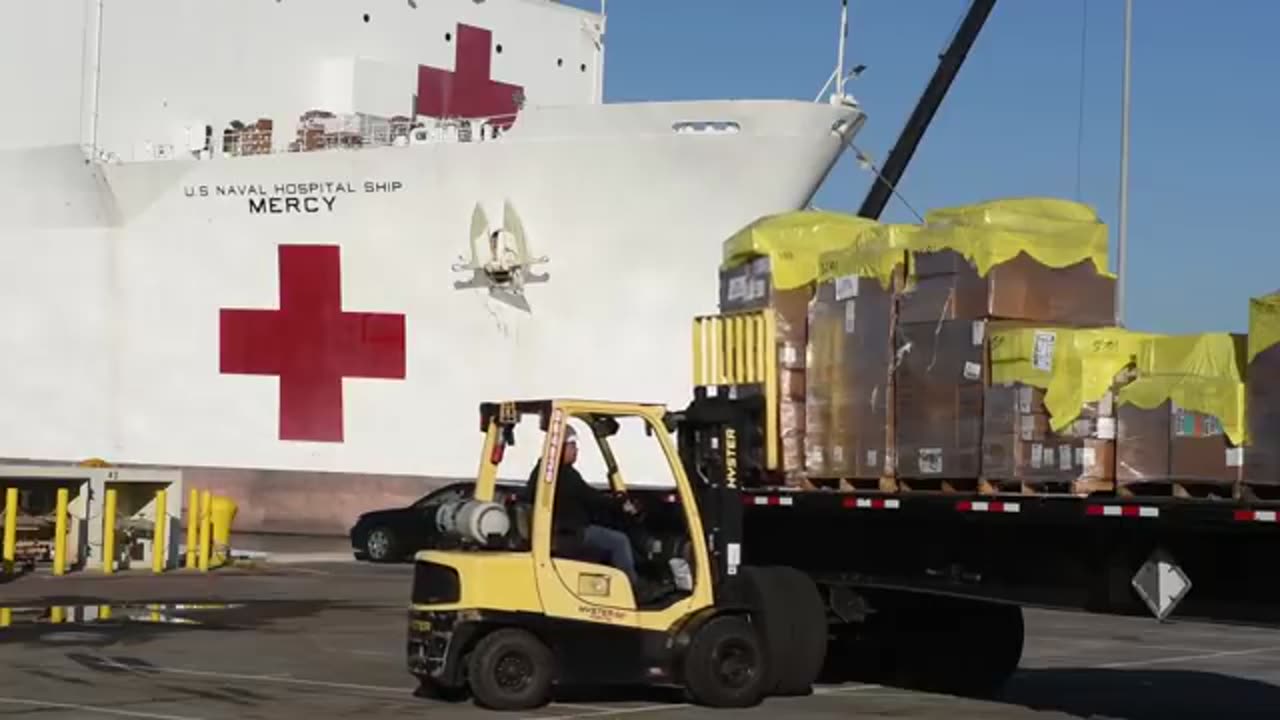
left=452, top=200, right=550, bottom=312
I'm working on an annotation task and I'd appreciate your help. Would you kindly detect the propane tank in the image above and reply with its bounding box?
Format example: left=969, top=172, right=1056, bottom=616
left=436, top=498, right=511, bottom=544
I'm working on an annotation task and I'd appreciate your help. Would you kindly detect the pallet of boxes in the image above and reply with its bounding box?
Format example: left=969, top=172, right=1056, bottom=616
left=716, top=197, right=1256, bottom=499
left=1111, top=332, right=1249, bottom=499
left=804, top=197, right=1129, bottom=494
left=716, top=211, right=887, bottom=487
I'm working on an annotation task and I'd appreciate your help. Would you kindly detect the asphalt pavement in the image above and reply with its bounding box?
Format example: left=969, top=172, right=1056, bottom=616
left=1, top=560, right=1278, bottom=719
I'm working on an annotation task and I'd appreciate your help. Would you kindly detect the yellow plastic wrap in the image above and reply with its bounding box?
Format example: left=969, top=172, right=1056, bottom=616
left=989, top=326, right=1152, bottom=431
left=722, top=211, right=884, bottom=290
left=816, top=223, right=921, bottom=290
left=1249, top=293, right=1280, bottom=365
left=911, top=197, right=1113, bottom=279
left=1117, top=333, right=1248, bottom=446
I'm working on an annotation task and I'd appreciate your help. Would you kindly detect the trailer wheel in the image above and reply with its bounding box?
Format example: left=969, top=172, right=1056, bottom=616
left=891, top=598, right=1023, bottom=698
left=957, top=602, right=1023, bottom=697
left=682, top=614, right=769, bottom=708
left=465, top=628, right=554, bottom=711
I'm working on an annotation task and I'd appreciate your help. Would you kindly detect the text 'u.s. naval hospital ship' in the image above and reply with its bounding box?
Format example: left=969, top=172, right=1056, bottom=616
left=0, top=0, right=866, bottom=535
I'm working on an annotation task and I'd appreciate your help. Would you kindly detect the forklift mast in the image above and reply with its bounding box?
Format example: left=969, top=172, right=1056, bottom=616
left=666, top=391, right=769, bottom=587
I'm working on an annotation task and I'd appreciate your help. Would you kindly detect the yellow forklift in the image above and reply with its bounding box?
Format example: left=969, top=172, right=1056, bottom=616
left=405, top=396, right=831, bottom=710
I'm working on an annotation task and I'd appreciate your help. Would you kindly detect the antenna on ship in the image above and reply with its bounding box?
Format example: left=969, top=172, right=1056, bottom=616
left=816, top=1, right=864, bottom=105
left=835, top=0, right=849, bottom=98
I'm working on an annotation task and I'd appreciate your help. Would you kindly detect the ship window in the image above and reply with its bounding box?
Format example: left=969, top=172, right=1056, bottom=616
left=362, top=13, right=370, bottom=22
left=557, top=58, right=564, bottom=67
left=496, top=44, right=504, bottom=53
left=445, top=32, right=452, bottom=42
left=580, top=63, right=587, bottom=72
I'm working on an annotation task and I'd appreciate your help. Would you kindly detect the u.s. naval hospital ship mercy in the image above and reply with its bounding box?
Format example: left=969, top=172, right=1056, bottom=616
left=0, top=0, right=865, bottom=535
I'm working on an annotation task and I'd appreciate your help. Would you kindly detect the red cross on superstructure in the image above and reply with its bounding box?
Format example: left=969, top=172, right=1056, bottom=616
left=219, top=245, right=406, bottom=443
left=416, top=23, right=524, bottom=129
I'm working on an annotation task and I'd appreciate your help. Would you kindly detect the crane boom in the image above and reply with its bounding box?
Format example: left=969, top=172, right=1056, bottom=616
left=857, top=0, right=997, bottom=219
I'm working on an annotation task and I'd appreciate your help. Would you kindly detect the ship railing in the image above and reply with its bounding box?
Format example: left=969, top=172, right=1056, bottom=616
left=108, top=112, right=524, bottom=163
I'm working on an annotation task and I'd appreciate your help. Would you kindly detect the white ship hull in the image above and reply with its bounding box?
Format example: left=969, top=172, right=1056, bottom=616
left=1, top=98, right=861, bottom=533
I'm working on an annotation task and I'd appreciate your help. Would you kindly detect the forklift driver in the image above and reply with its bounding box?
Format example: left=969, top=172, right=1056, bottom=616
left=526, top=424, right=640, bottom=586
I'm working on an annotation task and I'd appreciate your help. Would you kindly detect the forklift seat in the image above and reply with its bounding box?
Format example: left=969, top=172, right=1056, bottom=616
left=551, top=529, right=612, bottom=566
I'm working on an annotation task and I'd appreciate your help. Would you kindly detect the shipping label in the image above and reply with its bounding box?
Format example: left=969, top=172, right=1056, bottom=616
left=1032, top=331, right=1057, bottom=372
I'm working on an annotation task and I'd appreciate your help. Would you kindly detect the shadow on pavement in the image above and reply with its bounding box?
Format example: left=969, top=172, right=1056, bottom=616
left=1002, top=667, right=1280, bottom=720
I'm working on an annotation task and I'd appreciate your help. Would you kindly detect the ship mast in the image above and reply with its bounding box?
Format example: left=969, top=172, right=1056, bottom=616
left=835, top=0, right=849, bottom=98
left=80, top=0, right=105, bottom=160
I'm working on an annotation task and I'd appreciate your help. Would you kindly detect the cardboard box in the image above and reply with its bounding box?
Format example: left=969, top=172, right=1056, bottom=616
left=718, top=256, right=808, bottom=370
left=804, top=272, right=894, bottom=479
left=1117, top=400, right=1243, bottom=487
left=899, top=250, right=1115, bottom=326
left=1246, top=344, right=1280, bottom=487
left=895, top=320, right=987, bottom=479
left=982, top=380, right=1117, bottom=485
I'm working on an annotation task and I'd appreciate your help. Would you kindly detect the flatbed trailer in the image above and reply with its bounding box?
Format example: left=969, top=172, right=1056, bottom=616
left=738, top=485, right=1280, bottom=628
left=686, top=312, right=1280, bottom=636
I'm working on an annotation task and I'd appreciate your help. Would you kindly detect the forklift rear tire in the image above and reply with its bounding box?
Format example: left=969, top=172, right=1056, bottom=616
left=682, top=614, right=769, bottom=708
left=465, top=628, right=555, bottom=711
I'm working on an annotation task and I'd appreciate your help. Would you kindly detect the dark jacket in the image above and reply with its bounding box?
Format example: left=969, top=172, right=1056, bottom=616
left=526, top=460, right=616, bottom=536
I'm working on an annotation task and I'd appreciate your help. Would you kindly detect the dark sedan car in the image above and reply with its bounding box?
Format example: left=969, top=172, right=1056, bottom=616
left=349, top=480, right=524, bottom=562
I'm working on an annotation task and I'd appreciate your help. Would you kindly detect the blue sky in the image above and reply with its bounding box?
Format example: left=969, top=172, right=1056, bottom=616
left=563, top=0, right=1278, bottom=335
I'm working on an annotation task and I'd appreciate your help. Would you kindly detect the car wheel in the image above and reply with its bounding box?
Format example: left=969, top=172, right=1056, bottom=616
left=365, top=526, right=398, bottom=562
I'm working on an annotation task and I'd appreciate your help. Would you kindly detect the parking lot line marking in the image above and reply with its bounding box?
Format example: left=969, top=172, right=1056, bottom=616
left=533, top=702, right=690, bottom=719
left=1093, top=644, right=1280, bottom=669
left=533, top=685, right=884, bottom=719
left=812, top=683, right=883, bottom=696
left=546, top=702, right=625, bottom=712
left=0, top=696, right=203, bottom=720
left=86, top=656, right=410, bottom=694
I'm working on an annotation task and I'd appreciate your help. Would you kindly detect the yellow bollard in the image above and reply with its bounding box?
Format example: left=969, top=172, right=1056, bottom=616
left=2, top=487, right=16, bottom=575
left=51, top=606, right=65, bottom=624
left=186, top=488, right=199, bottom=568
left=210, top=495, right=238, bottom=568
left=53, top=488, right=68, bottom=576
left=0, top=608, right=10, bottom=628
left=102, top=487, right=117, bottom=574
left=152, top=489, right=167, bottom=574
left=197, top=490, right=212, bottom=572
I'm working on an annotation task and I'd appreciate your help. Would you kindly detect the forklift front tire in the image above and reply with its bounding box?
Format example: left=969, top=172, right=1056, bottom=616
left=681, top=614, right=770, bottom=708
left=465, top=628, right=555, bottom=711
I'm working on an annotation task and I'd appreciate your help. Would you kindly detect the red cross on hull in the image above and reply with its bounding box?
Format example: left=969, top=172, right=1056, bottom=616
left=219, top=245, right=406, bottom=443
left=416, top=23, right=523, bottom=129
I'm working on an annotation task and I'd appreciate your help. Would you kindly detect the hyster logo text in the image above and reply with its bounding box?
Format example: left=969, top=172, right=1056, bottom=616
left=724, top=427, right=738, bottom=488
